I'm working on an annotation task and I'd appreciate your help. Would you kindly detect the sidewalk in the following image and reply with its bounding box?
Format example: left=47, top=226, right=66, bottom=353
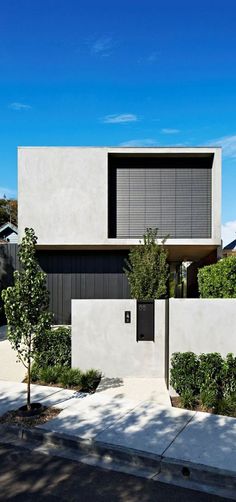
left=0, top=380, right=235, bottom=499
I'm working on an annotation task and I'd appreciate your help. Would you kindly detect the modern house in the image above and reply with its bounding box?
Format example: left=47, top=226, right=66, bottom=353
left=18, top=146, right=222, bottom=323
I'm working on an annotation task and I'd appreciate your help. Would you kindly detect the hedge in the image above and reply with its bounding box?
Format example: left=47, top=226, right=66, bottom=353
left=33, top=326, right=71, bottom=368
left=170, top=351, right=236, bottom=412
left=198, top=256, right=236, bottom=298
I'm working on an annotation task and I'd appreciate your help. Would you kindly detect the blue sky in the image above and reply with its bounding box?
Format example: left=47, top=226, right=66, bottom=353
left=1, top=0, right=236, bottom=243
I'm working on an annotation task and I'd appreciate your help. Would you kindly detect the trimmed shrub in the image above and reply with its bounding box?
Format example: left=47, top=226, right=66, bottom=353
left=224, top=353, right=236, bottom=396
left=198, top=256, right=236, bottom=298
left=197, top=353, right=224, bottom=407
left=34, top=326, right=71, bottom=368
left=170, top=352, right=199, bottom=398
left=171, top=351, right=236, bottom=415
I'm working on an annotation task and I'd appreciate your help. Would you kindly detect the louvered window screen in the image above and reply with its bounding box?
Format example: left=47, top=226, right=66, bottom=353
left=115, top=166, right=212, bottom=238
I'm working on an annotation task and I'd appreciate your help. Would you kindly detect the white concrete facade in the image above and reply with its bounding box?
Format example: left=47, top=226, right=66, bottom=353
left=169, top=298, right=236, bottom=358
left=72, top=299, right=166, bottom=378
left=72, top=298, right=236, bottom=379
left=18, top=147, right=221, bottom=261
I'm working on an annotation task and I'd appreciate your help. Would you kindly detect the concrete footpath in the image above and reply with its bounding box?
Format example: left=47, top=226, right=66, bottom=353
left=0, top=381, right=235, bottom=499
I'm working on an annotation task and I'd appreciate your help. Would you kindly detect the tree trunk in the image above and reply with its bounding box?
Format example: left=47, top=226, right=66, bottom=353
left=27, top=361, right=31, bottom=411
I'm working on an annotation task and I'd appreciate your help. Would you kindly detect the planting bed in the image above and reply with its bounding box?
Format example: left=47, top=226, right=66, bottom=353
left=0, top=406, right=61, bottom=428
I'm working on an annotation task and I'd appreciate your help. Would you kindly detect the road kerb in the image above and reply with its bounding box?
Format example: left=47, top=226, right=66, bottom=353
left=0, top=423, right=235, bottom=499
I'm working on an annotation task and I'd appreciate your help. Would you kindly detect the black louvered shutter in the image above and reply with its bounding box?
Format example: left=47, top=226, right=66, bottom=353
left=116, top=167, right=212, bottom=238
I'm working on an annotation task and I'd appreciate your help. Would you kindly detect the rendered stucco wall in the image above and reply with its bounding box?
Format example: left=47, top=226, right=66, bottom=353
left=18, top=146, right=221, bottom=250
left=169, top=299, right=236, bottom=358
left=72, top=298, right=236, bottom=379
left=72, top=299, right=166, bottom=378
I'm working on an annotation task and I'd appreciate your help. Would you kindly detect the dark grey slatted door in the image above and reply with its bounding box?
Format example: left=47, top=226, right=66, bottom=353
left=116, top=167, right=212, bottom=238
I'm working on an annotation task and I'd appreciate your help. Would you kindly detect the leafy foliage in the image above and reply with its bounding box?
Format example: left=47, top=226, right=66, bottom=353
left=34, top=326, right=71, bottom=368
left=224, top=353, right=236, bottom=396
left=39, top=366, right=63, bottom=384
left=1, top=228, right=52, bottom=409
left=124, top=228, right=169, bottom=299
left=80, top=369, right=102, bottom=393
left=170, top=352, right=199, bottom=407
left=216, top=393, right=236, bottom=417
left=198, top=256, right=236, bottom=298
left=30, top=362, right=101, bottom=392
left=197, top=353, right=225, bottom=407
left=170, top=352, right=236, bottom=415
left=0, top=198, right=17, bottom=227
left=59, top=368, right=82, bottom=388
left=180, top=389, right=196, bottom=409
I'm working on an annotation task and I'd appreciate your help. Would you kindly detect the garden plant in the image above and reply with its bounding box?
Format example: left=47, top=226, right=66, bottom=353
left=124, top=227, right=169, bottom=299
left=170, top=351, right=236, bottom=416
left=198, top=256, right=236, bottom=298
left=1, top=228, right=52, bottom=411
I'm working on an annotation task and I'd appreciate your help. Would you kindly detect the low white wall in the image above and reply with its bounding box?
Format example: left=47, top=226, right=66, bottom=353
left=169, top=299, right=236, bottom=358
left=72, top=298, right=236, bottom=380
left=72, top=299, right=166, bottom=378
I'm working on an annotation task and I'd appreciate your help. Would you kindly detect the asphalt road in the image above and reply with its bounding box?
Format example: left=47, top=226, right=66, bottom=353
left=0, top=443, right=231, bottom=502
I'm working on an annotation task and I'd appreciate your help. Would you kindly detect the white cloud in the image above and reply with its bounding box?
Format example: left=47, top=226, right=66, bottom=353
left=210, top=134, right=236, bottom=158
left=0, top=187, right=17, bottom=198
left=161, top=128, right=180, bottom=134
left=119, top=138, right=158, bottom=147
left=91, top=37, right=113, bottom=56
left=102, top=113, right=138, bottom=124
left=9, top=102, right=31, bottom=111
left=222, top=220, right=236, bottom=247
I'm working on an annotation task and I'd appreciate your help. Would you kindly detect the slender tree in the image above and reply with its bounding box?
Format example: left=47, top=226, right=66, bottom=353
left=1, top=228, right=52, bottom=410
left=124, top=228, right=169, bottom=299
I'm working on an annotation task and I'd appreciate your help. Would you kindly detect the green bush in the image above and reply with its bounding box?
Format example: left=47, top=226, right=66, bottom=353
left=30, top=362, right=41, bottom=382
left=39, top=365, right=62, bottom=384
left=59, top=368, right=82, bottom=388
left=197, top=353, right=224, bottom=403
left=180, top=389, right=196, bottom=409
left=170, top=352, right=199, bottom=397
left=34, top=326, right=71, bottom=368
left=80, top=369, right=102, bottom=393
left=216, top=393, right=236, bottom=417
left=200, top=388, right=219, bottom=409
left=124, top=228, right=169, bottom=299
left=171, top=351, right=236, bottom=415
left=224, top=353, right=236, bottom=396
left=30, top=363, right=101, bottom=392
left=198, top=256, right=236, bottom=298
